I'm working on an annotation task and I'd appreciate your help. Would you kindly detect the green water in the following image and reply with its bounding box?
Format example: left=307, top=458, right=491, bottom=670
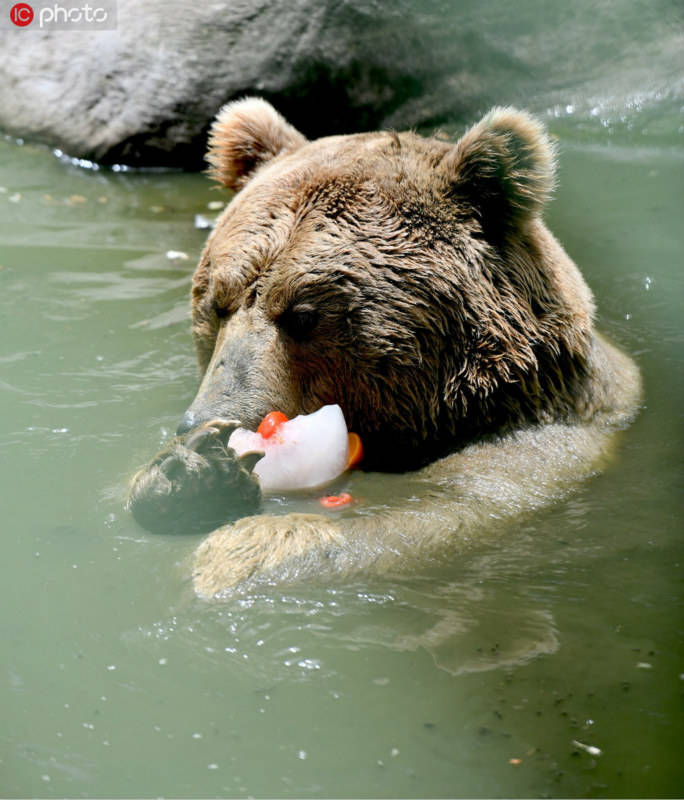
left=1, top=88, right=683, bottom=800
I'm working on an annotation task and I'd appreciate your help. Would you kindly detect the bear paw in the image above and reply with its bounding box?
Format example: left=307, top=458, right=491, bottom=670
left=128, top=419, right=263, bottom=535
left=191, top=513, right=344, bottom=596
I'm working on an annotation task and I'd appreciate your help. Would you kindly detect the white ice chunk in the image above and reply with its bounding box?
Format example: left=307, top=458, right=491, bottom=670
left=228, top=405, right=349, bottom=492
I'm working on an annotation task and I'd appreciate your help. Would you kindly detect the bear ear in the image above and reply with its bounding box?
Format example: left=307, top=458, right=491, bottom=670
left=206, top=97, right=308, bottom=191
left=445, top=107, right=556, bottom=229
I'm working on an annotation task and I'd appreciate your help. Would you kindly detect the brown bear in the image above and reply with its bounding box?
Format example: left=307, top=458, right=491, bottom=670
left=128, top=98, right=641, bottom=596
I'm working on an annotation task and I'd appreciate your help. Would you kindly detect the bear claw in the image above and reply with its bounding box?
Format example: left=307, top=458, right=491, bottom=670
left=238, top=451, right=265, bottom=473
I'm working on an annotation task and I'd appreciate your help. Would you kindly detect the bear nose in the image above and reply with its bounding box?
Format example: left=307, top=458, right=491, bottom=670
left=176, top=410, right=198, bottom=436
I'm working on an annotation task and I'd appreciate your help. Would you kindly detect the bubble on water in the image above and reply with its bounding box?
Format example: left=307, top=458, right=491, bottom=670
left=572, top=739, right=602, bottom=757
left=297, top=750, right=307, bottom=760
left=166, top=250, right=189, bottom=261
left=297, top=658, right=321, bottom=670
left=195, top=213, right=215, bottom=230
left=52, top=148, right=100, bottom=171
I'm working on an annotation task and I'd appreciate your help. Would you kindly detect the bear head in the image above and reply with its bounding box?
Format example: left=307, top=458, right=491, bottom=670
left=182, top=98, right=596, bottom=470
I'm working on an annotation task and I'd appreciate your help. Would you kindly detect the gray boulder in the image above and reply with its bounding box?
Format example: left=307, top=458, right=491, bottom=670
left=0, top=0, right=680, bottom=167
left=0, top=0, right=435, bottom=166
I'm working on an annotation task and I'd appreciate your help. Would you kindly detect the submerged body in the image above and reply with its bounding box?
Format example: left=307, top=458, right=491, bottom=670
left=128, top=99, right=641, bottom=596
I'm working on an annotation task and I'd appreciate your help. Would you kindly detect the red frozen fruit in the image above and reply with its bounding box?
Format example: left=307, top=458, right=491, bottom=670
left=256, top=411, right=289, bottom=439
left=320, top=493, right=353, bottom=508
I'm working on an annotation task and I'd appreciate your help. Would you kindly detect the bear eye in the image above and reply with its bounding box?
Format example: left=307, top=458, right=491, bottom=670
left=278, top=304, right=319, bottom=342
left=212, top=302, right=230, bottom=320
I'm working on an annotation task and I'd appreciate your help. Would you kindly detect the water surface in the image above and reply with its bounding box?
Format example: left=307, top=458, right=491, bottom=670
left=1, top=31, right=683, bottom=800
